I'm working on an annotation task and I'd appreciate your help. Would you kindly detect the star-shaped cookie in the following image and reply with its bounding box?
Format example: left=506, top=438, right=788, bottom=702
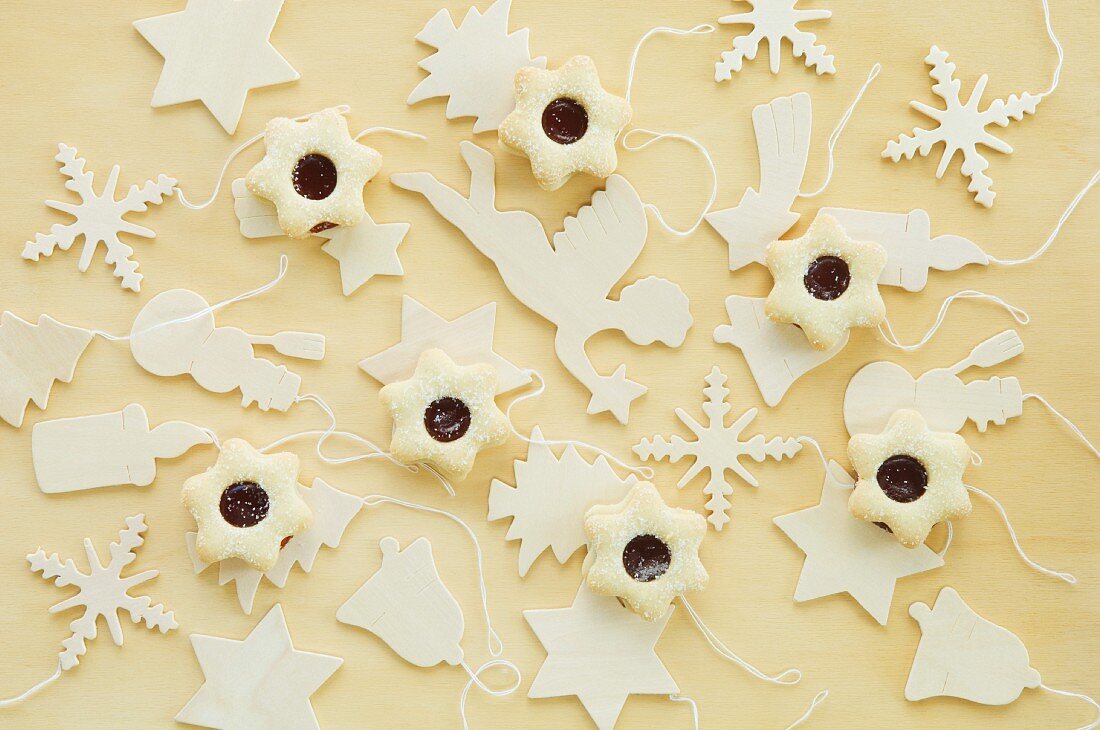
left=182, top=438, right=312, bottom=571
left=765, top=213, right=887, bottom=350
left=582, top=482, right=708, bottom=621
left=379, top=348, right=510, bottom=481
left=499, top=55, right=632, bottom=190
left=848, top=409, right=972, bottom=548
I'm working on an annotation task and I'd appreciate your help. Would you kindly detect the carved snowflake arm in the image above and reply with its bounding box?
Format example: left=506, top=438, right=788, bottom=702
left=121, top=594, right=179, bottom=634
left=961, top=154, right=996, bottom=208
left=28, top=550, right=84, bottom=587
left=883, top=127, right=944, bottom=161
left=107, top=515, right=148, bottom=575
left=59, top=619, right=98, bottom=670
left=984, top=93, right=1042, bottom=128
left=123, top=175, right=178, bottom=216
left=55, top=143, right=94, bottom=196
left=22, top=223, right=80, bottom=260
left=702, top=478, right=733, bottom=531
left=789, top=29, right=835, bottom=74
left=715, top=29, right=763, bottom=81
left=633, top=434, right=692, bottom=466
left=101, top=239, right=143, bottom=292
left=924, top=46, right=961, bottom=104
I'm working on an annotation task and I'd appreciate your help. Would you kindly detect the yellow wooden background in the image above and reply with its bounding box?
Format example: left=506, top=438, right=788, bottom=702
left=1, top=1, right=1097, bottom=727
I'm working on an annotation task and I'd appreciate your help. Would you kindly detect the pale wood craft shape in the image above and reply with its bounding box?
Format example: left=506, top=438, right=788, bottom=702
left=337, top=537, right=466, bottom=667
left=129, top=288, right=325, bottom=411
left=22, top=144, right=177, bottom=292
left=407, top=0, right=546, bottom=133
left=525, top=582, right=678, bottom=730
left=488, top=426, right=637, bottom=576
left=773, top=461, right=944, bottom=626
left=188, top=478, right=364, bottom=614
left=714, top=294, right=847, bottom=408
left=705, top=92, right=811, bottom=271
left=232, top=178, right=407, bottom=296
left=0, top=312, right=93, bottom=428
left=714, top=0, right=835, bottom=80
left=635, top=365, right=801, bottom=530
left=359, top=294, right=530, bottom=396
left=33, top=403, right=213, bottom=493
left=176, top=604, right=343, bottom=729
left=133, top=0, right=300, bottom=134
left=884, top=46, right=1041, bottom=208
left=393, top=142, right=694, bottom=424
left=844, top=330, right=1024, bottom=436
left=27, top=514, right=178, bottom=670
left=906, top=587, right=1041, bottom=704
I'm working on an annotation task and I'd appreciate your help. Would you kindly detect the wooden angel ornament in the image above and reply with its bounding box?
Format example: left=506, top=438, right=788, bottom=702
left=393, top=142, right=693, bottom=424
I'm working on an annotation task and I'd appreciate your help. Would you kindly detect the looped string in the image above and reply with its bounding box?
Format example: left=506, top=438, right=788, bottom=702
left=505, top=370, right=654, bottom=480
left=199, top=428, right=223, bottom=451
left=176, top=105, right=351, bottom=210
left=966, top=485, right=1077, bottom=584
left=678, top=596, right=802, bottom=686
left=353, top=127, right=428, bottom=142
left=798, top=62, right=883, bottom=199
left=938, top=521, right=955, bottom=559
left=1025, top=393, right=1100, bottom=461
left=796, top=436, right=829, bottom=473
left=970, top=450, right=983, bottom=467
left=1036, top=0, right=1064, bottom=98
left=92, top=254, right=290, bottom=342
left=878, top=290, right=1029, bottom=352
left=459, top=659, right=523, bottom=730
left=624, top=24, right=716, bottom=106
left=786, top=690, right=830, bottom=730
left=1041, top=683, right=1100, bottom=730
left=621, top=128, right=718, bottom=237
left=0, top=660, right=63, bottom=708
left=986, top=169, right=1100, bottom=266
left=669, top=694, right=700, bottom=729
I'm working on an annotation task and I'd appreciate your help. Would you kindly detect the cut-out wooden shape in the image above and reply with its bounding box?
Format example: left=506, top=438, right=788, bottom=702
left=408, top=0, right=546, bottom=133
left=177, top=604, right=342, bottom=729
left=232, top=178, right=407, bottom=296
left=845, top=330, right=1024, bottom=436
left=488, top=426, right=637, bottom=576
left=130, top=288, right=324, bottom=411
left=360, top=295, right=530, bottom=396
left=28, top=514, right=177, bottom=670
left=337, top=537, right=465, bottom=667
left=188, top=478, right=363, bottom=614
left=714, top=0, right=835, bottom=79
left=706, top=92, right=810, bottom=270
left=907, top=587, right=1040, bottom=704
left=525, top=582, right=677, bottom=730
left=133, top=0, right=300, bottom=135
left=714, top=295, right=847, bottom=407
left=774, top=461, right=944, bottom=625
left=393, top=142, right=693, bottom=424
left=33, top=403, right=213, bottom=493
left=0, top=312, right=93, bottom=428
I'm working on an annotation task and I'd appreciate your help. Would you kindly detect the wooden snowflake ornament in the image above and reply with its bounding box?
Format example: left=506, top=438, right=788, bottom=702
left=488, top=426, right=637, bottom=576
left=884, top=46, right=1041, bottom=208
left=634, top=366, right=801, bottom=529
left=23, top=144, right=177, bottom=292
left=715, top=0, right=835, bottom=80
left=28, top=514, right=177, bottom=670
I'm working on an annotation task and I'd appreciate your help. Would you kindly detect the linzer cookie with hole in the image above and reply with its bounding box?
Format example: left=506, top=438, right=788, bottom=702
left=245, top=107, right=383, bottom=238
left=379, top=348, right=509, bottom=481
left=847, top=409, right=972, bottom=548
left=498, top=56, right=632, bottom=191
left=582, top=482, right=708, bottom=621
left=181, top=438, right=312, bottom=571
left=764, top=213, right=887, bottom=350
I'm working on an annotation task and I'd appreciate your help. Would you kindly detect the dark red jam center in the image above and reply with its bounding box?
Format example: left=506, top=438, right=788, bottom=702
left=424, top=397, right=472, bottom=443
left=310, top=221, right=338, bottom=233
left=219, top=481, right=270, bottom=528
left=541, top=98, right=589, bottom=145
left=874, top=522, right=893, bottom=533
left=292, top=153, right=338, bottom=200
left=622, top=534, right=672, bottom=583
left=876, top=455, right=929, bottom=503
left=803, top=255, right=851, bottom=301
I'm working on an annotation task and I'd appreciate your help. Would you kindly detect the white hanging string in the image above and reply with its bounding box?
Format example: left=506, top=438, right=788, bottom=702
left=786, top=690, right=830, bottom=730
left=878, top=290, right=1029, bottom=352
left=986, top=169, right=1100, bottom=266
left=798, top=63, right=883, bottom=199
left=353, top=127, right=427, bottom=142
left=669, top=694, right=700, bottom=729
left=505, top=369, right=654, bottom=480
left=1041, top=684, right=1100, bottom=730
left=198, top=427, right=223, bottom=451
left=796, top=436, right=829, bottom=472
left=176, top=105, right=352, bottom=210
left=624, top=24, right=716, bottom=106
left=678, top=596, right=803, bottom=685
left=937, top=521, right=955, bottom=559
left=1035, top=0, right=1064, bottom=98
left=1025, top=393, right=1100, bottom=460
left=0, top=661, right=63, bottom=708
left=458, top=658, right=522, bottom=730
left=91, top=254, right=290, bottom=342
left=621, top=128, right=718, bottom=238
left=970, top=450, right=984, bottom=467
left=966, top=485, right=1077, bottom=584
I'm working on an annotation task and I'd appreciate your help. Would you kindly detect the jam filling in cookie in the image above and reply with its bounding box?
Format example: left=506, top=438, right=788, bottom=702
left=803, top=255, right=851, bottom=301
left=876, top=455, right=928, bottom=503
left=424, top=396, right=472, bottom=443
left=541, top=98, right=589, bottom=145
left=292, top=153, right=338, bottom=200
left=219, top=481, right=270, bottom=527
left=622, top=534, right=672, bottom=583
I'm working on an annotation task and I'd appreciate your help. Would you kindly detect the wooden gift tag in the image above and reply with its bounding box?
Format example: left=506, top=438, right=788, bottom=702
left=0, top=312, right=93, bottom=428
